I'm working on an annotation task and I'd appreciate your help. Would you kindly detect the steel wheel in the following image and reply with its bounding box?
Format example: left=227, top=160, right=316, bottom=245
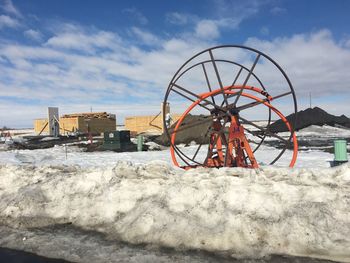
left=163, top=45, right=298, bottom=168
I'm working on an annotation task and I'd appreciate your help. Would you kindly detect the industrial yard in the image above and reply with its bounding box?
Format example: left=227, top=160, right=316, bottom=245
left=0, top=124, right=350, bottom=263
left=1, top=0, right=350, bottom=263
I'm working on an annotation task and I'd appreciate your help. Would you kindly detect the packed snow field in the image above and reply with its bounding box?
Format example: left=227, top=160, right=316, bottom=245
left=0, top=125, right=349, bottom=262
left=0, top=142, right=335, bottom=168
left=1, top=161, right=350, bottom=262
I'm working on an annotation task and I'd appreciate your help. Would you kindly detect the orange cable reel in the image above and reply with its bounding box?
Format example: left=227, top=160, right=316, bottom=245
left=163, top=46, right=298, bottom=170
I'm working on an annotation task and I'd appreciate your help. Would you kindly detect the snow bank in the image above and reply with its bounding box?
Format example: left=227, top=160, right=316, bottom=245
left=1, top=161, right=350, bottom=262
left=280, top=125, right=350, bottom=138
left=0, top=142, right=336, bottom=168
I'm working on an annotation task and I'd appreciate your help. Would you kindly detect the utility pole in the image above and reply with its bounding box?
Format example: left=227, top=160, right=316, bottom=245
left=309, top=92, right=312, bottom=109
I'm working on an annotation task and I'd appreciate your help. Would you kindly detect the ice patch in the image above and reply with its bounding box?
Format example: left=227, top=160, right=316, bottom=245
left=0, top=162, right=350, bottom=262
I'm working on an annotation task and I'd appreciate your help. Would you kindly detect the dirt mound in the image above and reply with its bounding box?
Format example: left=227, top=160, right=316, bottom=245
left=154, top=108, right=350, bottom=145
left=270, top=107, right=350, bottom=133
left=155, top=115, right=212, bottom=146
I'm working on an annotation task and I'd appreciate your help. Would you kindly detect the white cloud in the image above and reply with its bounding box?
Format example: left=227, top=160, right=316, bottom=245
left=185, top=0, right=272, bottom=41
left=341, top=36, right=350, bottom=49
left=1, top=19, right=350, bottom=127
left=245, top=29, right=350, bottom=99
left=213, top=0, right=265, bottom=28
left=0, top=24, right=210, bottom=127
left=123, top=7, right=148, bottom=25
left=24, top=29, right=43, bottom=41
left=0, top=0, right=349, bottom=129
left=1, top=0, right=21, bottom=17
left=131, top=27, right=160, bottom=45
left=270, top=6, right=287, bottom=15
left=0, top=14, right=19, bottom=29
left=195, top=20, right=220, bottom=39
left=166, top=12, right=191, bottom=25
left=45, top=30, right=120, bottom=53
left=260, top=26, right=269, bottom=36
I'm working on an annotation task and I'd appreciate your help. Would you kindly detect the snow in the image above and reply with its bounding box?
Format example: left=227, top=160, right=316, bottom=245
left=1, top=129, right=34, bottom=135
left=284, top=125, right=350, bottom=138
left=0, top=161, right=350, bottom=262
left=0, top=125, right=349, bottom=262
left=0, top=143, right=337, bottom=168
left=40, top=136, right=60, bottom=141
left=244, top=124, right=350, bottom=143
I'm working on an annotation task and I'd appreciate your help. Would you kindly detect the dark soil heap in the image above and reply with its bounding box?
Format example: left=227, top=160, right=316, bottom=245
left=269, top=107, right=350, bottom=133
left=154, top=107, right=350, bottom=145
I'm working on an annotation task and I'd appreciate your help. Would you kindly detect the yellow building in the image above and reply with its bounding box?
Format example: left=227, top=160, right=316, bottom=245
left=125, top=103, right=181, bottom=134
left=124, top=114, right=181, bottom=134
left=34, top=112, right=116, bottom=135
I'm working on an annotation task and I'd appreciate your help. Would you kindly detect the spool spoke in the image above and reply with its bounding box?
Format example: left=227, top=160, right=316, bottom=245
left=171, top=82, right=226, bottom=112
left=209, top=50, right=228, bottom=107
left=203, top=124, right=226, bottom=166
left=236, top=91, right=292, bottom=112
left=171, top=88, right=211, bottom=111
left=244, top=127, right=264, bottom=140
left=191, top=125, right=212, bottom=161
left=172, top=109, right=230, bottom=135
left=221, top=67, right=243, bottom=107
left=202, top=63, right=216, bottom=104
left=231, top=67, right=243, bottom=87
left=232, top=54, right=261, bottom=107
left=171, top=83, right=212, bottom=111
left=168, top=117, right=212, bottom=137
left=244, top=127, right=267, bottom=154
left=239, top=116, right=288, bottom=144
left=192, top=143, right=203, bottom=161
left=165, top=45, right=298, bottom=168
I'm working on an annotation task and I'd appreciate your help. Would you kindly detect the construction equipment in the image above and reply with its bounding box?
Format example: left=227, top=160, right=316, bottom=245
left=163, top=45, right=298, bottom=169
left=101, top=130, right=133, bottom=151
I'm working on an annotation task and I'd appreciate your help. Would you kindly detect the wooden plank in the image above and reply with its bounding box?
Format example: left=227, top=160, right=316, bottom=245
left=62, top=112, right=110, bottom=118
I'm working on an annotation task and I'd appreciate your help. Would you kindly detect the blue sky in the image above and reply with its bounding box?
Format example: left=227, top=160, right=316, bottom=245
left=0, top=0, right=350, bottom=127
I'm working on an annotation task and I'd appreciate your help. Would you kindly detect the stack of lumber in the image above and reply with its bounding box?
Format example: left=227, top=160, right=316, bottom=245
left=62, top=112, right=115, bottom=119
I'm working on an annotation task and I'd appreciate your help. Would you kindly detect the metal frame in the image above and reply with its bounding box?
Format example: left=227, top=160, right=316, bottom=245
left=163, top=45, right=298, bottom=167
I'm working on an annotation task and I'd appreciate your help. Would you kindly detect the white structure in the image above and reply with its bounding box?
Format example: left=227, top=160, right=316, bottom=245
left=48, top=107, right=59, bottom=137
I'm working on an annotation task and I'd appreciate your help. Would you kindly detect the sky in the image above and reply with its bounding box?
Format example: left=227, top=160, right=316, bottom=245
left=0, top=0, right=350, bottom=128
